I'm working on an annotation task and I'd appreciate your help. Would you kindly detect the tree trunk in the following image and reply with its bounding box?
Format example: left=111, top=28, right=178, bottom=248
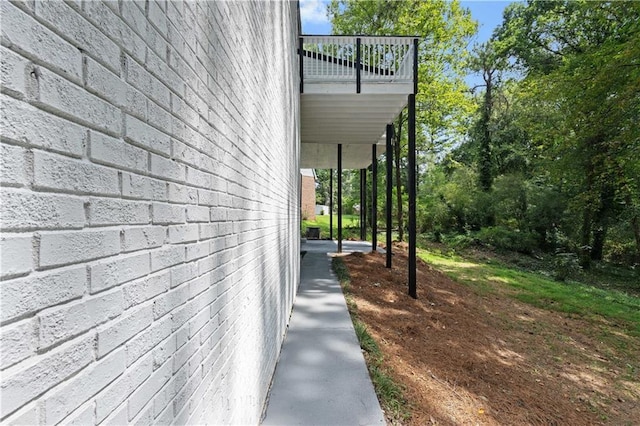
left=631, top=214, right=640, bottom=263
left=580, top=207, right=592, bottom=270
left=394, top=112, right=404, bottom=242
left=478, top=68, right=493, bottom=193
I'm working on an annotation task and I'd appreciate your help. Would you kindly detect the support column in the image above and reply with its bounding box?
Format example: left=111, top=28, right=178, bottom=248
left=359, top=169, right=365, bottom=240
left=408, top=37, right=418, bottom=298
left=408, top=95, right=417, bottom=298
left=386, top=124, right=393, bottom=268
left=371, top=145, right=377, bottom=252
left=338, top=145, right=343, bottom=253
left=329, top=169, right=333, bottom=240
left=362, top=168, right=367, bottom=240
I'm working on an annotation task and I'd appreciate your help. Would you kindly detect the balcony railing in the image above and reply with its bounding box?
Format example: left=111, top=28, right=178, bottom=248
left=299, top=36, right=416, bottom=93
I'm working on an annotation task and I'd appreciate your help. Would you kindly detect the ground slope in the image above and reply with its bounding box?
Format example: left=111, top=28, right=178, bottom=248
left=342, top=247, right=639, bottom=425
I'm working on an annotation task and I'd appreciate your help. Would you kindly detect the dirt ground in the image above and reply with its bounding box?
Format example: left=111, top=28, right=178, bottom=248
left=342, top=244, right=640, bottom=425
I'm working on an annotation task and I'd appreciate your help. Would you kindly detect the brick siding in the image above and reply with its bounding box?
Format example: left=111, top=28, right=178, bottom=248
left=0, top=1, right=300, bottom=424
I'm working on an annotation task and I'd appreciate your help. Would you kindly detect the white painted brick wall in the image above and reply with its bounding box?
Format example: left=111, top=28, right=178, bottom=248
left=0, top=1, right=300, bottom=424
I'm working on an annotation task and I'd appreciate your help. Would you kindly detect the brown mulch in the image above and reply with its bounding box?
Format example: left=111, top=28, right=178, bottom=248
left=342, top=243, right=640, bottom=425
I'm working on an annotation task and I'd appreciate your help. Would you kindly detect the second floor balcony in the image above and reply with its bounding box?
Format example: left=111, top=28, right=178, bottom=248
left=299, top=36, right=418, bottom=169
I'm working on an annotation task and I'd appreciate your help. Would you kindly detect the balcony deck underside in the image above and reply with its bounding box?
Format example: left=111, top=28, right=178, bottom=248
left=300, top=93, right=407, bottom=169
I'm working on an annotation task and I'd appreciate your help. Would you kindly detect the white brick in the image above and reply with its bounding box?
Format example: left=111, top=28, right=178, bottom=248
left=0, top=234, right=32, bottom=278
left=170, top=263, right=198, bottom=288
left=126, top=57, right=171, bottom=107
left=0, top=46, right=28, bottom=96
left=0, top=319, right=37, bottom=370
left=172, top=335, right=199, bottom=373
left=2, top=402, right=39, bottom=426
left=60, top=402, right=95, bottom=425
left=90, top=251, right=151, bottom=293
left=149, top=0, right=168, bottom=36
left=0, top=335, right=93, bottom=417
left=153, top=335, right=176, bottom=370
left=168, top=182, right=198, bottom=204
left=43, top=349, right=125, bottom=425
left=152, top=283, right=189, bottom=319
left=123, top=271, right=170, bottom=309
left=199, top=223, right=219, bottom=240
left=146, top=49, right=183, bottom=96
left=185, top=166, right=211, bottom=188
left=210, top=207, right=227, bottom=222
left=39, top=229, right=120, bottom=268
left=35, top=0, right=121, bottom=73
left=131, top=402, right=154, bottom=426
left=0, top=94, right=86, bottom=156
left=95, top=354, right=153, bottom=423
left=87, top=197, right=150, bottom=226
left=100, top=403, right=128, bottom=426
left=125, top=315, right=172, bottom=366
left=168, top=224, right=199, bottom=244
left=0, top=144, right=28, bottom=186
left=38, top=289, right=123, bottom=348
left=122, top=172, right=146, bottom=198
left=34, top=150, right=119, bottom=196
left=0, top=189, right=85, bottom=231
left=150, top=245, right=185, bottom=271
left=0, top=2, right=82, bottom=81
left=122, top=226, right=166, bottom=252
left=83, top=0, right=147, bottom=63
left=97, top=305, right=153, bottom=358
left=186, top=241, right=209, bottom=261
left=0, top=267, right=86, bottom=323
left=148, top=100, right=172, bottom=135
left=152, top=202, right=185, bottom=224
left=150, top=153, right=185, bottom=182
left=85, top=56, right=126, bottom=106
left=36, top=67, right=121, bottom=134
left=152, top=366, right=186, bottom=420
left=187, top=205, right=210, bottom=222
left=128, top=359, right=172, bottom=420
left=125, top=85, right=148, bottom=121
left=170, top=300, right=198, bottom=333
left=125, top=114, right=171, bottom=155
left=189, top=274, right=212, bottom=301
left=189, top=308, right=210, bottom=339
left=120, top=1, right=148, bottom=40
left=90, top=131, right=148, bottom=172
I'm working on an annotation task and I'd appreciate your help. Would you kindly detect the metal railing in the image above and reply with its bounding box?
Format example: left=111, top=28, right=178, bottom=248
left=300, top=36, right=415, bottom=87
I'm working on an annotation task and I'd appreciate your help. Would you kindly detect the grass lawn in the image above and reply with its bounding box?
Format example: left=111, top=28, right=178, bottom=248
left=419, top=248, right=640, bottom=337
left=302, top=214, right=362, bottom=239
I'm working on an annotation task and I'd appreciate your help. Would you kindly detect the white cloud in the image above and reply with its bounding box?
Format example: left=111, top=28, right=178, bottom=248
left=300, top=0, right=330, bottom=25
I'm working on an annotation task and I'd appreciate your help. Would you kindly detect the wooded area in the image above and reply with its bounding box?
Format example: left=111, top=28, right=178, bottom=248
left=318, top=0, right=640, bottom=273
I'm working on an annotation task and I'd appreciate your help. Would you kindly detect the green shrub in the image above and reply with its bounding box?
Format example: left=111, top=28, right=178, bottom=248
left=552, top=252, right=581, bottom=281
left=475, top=226, right=537, bottom=254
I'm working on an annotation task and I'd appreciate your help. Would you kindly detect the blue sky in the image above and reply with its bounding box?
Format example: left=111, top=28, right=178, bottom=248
left=300, top=0, right=514, bottom=44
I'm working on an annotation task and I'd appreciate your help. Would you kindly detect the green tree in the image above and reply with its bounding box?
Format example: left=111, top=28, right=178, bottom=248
left=495, top=0, right=640, bottom=266
left=328, top=0, right=477, bottom=241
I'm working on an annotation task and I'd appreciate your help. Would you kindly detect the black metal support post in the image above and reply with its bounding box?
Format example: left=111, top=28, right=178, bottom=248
left=408, top=37, right=419, bottom=298
left=299, top=37, right=304, bottom=94
left=386, top=124, right=393, bottom=268
left=408, top=94, right=417, bottom=298
left=329, top=169, right=333, bottom=240
left=362, top=168, right=367, bottom=240
left=338, top=145, right=343, bottom=253
left=371, top=144, right=377, bottom=252
left=356, top=38, right=361, bottom=94
left=359, top=169, right=364, bottom=240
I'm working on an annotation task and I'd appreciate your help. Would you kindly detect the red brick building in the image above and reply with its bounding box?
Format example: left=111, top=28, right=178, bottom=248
left=301, top=169, right=316, bottom=220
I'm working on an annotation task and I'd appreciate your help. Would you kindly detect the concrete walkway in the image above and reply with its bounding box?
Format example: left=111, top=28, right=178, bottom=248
left=262, top=241, right=386, bottom=425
